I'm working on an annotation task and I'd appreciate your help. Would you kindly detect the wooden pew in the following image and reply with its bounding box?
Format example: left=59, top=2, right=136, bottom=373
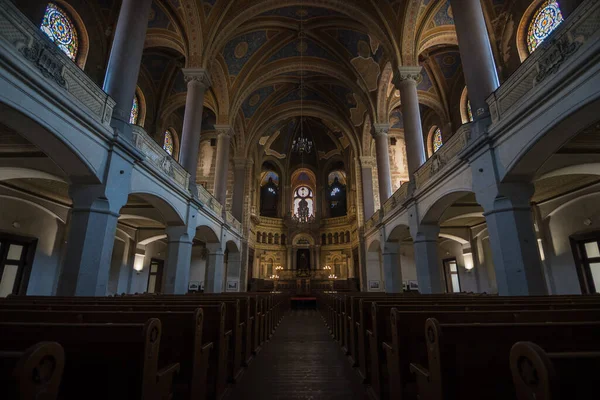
left=0, top=341, right=64, bottom=400
left=0, top=319, right=180, bottom=400
left=376, top=306, right=600, bottom=400
left=510, top=341, right=600, bottom=400
left=411, top=319, right=600, bottom=400
left=0, top=307, right=219, bottom=400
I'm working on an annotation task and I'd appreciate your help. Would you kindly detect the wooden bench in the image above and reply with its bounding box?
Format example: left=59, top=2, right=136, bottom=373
left=0, top=319, right=180, bottom=400
left=411, top=319, right=600, bottom=400
left=0, top=341, right=64, bottom=400
left=510, top=341, right=600, bottom=400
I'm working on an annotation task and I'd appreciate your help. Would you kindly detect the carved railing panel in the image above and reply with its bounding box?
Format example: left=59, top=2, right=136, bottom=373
left=132, top=126, right=190, bottom=191
left=322, top=216, right=349, bottom=227
left=226, top=211, right=242, bottom=233
left=487, top=0, right=600, bottom=124
left=414, top=124, right=471, bottom=189
left=197, top=184, right=223, bottom=216
left=0, top=1, right=114, bottom=128
left=383, top=183, right=409, bottom=214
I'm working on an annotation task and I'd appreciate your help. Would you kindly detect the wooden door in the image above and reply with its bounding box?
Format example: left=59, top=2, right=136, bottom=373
left=146, top=259, right=164, bottom=294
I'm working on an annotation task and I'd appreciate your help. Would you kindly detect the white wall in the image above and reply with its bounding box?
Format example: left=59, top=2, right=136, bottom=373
left=129, top=241, right=166, bottom=294
left=0, top=198, right=65, bottom=295
left=542, top=191, right=600, bottom=294
left=399, top=243, right=417, bottom=285
left=437, top=239, right=480, bottom=293
left=190, top=245, right=207, bottom=290
left=366, top=247, right=383, bottom=291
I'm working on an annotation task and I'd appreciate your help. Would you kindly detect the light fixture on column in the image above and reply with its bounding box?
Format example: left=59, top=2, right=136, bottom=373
left=463, top=252, right=474, bottom=271
left=324, top=265, right=331, bottom=271
left=537, top=238, right=545, bottom=262
left=133, top=253, right=145, bottom=274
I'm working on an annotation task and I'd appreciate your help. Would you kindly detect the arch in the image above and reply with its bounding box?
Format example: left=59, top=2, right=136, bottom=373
left=536, top=164, right=600, bottom=181
left=385, top=223, right=411, bottom=243
left=517, top=0, right=564, bottom=62
left=0, top=103, right=100, bottom=183
left=547, top=191, right=600, bottom=219
left=426, top=125, right=443, bottom=157
left=225, top=240, right=240, bottom=253
left=292, top=233, right=315, bottom=246
left=195, top=225, right=220, bottom=244
left=0, top=167, right=67, bottom=183
left=127, top=192, right=185, bottom=226
left=162, top=128, right=179, bottom=159
left=0, top=194, right=65, bottom=223
left=138, top=234, right=167, bottom=246
left=41, top=2, right=89, bottom=69
left=421, top=190, right=476, bottom=225
left=439, top=233, right=469, bottom=245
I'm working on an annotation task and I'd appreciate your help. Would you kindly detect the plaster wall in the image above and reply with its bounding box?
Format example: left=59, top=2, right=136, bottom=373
left=189, top=245, right=207, bottom=289
left=129, top=241, right=167, bottom=294
left=0, top=197, right=65, bottom=295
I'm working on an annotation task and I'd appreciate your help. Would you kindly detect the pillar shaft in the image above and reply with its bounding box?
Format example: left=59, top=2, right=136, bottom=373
left=205, top=246, right=225, bottom=293
left=412, top=225, right=443, bottom=294
left=394, top=67, right=426, bottom=178
left=372, top=124, right=393, bottom=203
left=232, top=158, right=252, bottom=221
left=102, top=0, right=153, bottom=128
left=359, top=157, right=376, bottom=220
left=163, top=226, right=193, bottom=294
left=382, top=243, right=403, bottom=293
left=482, top=185, right=547, bottom=296
left=225, top=252, right=242, bottom=291
left=449, top=0, right=499, bottom=120
left=179, top=69, right=211, bottom=191
left=213, top=126, right=233, bottom=205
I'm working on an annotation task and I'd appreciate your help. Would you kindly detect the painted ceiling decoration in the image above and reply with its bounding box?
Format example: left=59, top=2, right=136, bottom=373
left=127, top=0, right=477, bottom=162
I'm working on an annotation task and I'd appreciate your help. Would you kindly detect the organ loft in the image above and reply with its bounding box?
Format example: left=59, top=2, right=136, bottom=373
left=0, top=0, right=599, bottom=399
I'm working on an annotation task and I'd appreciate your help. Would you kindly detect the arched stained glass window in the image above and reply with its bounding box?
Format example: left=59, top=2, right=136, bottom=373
left=467, top=101, right=473, bottom=122
left=130, top=95, right=140, bottom=125
left=163, top=130, right=174, bottom=155
left=293, top=186, right=314, bottom=222
left=433, top=128, right=443, bottom=153
left=527, top=0, right=564, bottom=53
left=40, top=3, right=79, bottom=61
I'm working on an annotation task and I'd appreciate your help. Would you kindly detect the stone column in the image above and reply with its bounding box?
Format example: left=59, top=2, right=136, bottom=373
left=449, top=0, right=499, bottom=120
left=372, top=124, right=393, bottom=203
left=232, top=158, right=252, bottom=221
left=179, top=69, right=212, bottom=193
left=14, top=1, right=48, bottom=26
left=253, top=254, right=261, bottom=279
left=411, top=224, right=444, bottom=294
left=382, top=242, right=403, bottom=293
left=226, top=251, right=242, bottom=291
left=479, top=183, right=547, bottom=296
left=359, top=156, right=376, bottom=220
left=102, top=0, right=153, bottom=135
left=57, top=185, right=127, bottom=296
left=205, top=244, right=225, bottom=293
left=394, top=67, right=426, bottom=179
left=292, top=247, right=297, bottom=270
left=163, top=225, right=194, bottom=294
left=213, top=125, right=233, bottom=206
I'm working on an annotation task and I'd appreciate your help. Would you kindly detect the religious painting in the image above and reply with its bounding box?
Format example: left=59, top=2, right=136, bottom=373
left=188, top=281, right=200, bottom=292
left=368, top=280, right=381, bottom=291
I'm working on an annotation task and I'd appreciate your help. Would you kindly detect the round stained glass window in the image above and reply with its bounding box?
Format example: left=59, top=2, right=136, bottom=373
left=40, top=3, right=79, bottom=61
left=527, top=0, right=564, bottom=53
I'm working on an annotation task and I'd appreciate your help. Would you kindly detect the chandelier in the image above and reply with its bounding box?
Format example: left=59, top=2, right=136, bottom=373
left=291, top=1, right=312, bottom=155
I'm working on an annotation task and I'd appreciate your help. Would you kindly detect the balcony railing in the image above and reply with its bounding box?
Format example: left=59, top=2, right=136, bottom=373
left=322, top=216, right=350, bottom=226
left=487, top=0, right=599, bottom=126
left=197, top=184, right=223, bottom=217
left=0, top=0, right=114, bottom=130
left=414, top=123, right=471, bottom=189
left=226, top=211, right=242, bottom=232
left=132, top=126, right=190, bottom=191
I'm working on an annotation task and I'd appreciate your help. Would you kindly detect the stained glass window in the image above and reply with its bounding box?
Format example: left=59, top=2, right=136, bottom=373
left=433, top=128, right=443, bottom=153
left=467, top=100, right=473, bottom=122
left=163, top=130, right=174, bottom=155
left=527, top=0, right=564, bottom=53
left=294, top=186, right=314, bottom=222
left=130, top=95, right=139, bottom=125
left=40, top=3, right=79, bottom=61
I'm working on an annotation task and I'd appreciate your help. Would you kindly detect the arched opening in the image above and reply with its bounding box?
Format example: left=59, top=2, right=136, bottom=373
left=40, top=2, right=89, bottom=68
left=427, top=126, right=443, bottom=157
left=327, top=170, right=347, bottom=218
left=517, top=0, right=565, bottom=61
left=259, top=166, right=280, bottom=218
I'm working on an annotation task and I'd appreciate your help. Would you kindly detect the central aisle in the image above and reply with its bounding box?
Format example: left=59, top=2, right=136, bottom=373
left=227, top=310, right=370, bottom=400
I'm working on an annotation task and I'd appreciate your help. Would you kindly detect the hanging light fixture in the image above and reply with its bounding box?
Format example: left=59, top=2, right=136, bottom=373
left=291, top=0, right=312, bottom=155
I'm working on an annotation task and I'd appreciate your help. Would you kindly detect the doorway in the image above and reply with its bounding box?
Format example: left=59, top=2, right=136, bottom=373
left=443, top=258, right=461, bottom=293
left=146, top=258, right=164, bottom=294
left=0, top=234, right=37, bottom=297
left=571, top=232, right=600, bottom=293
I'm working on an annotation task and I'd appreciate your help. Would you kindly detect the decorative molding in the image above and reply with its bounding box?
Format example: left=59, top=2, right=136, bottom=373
left=182, top=68, right=212, bottom=88
left=214, top=124, right=234, bottom=138
left=393, top=66, right=422, bottom=87
left=371, top=123, right=390, bottom=138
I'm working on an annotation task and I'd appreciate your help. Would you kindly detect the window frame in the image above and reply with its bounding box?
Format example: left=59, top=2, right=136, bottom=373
left=570, top=231, right=600, bottom=294
left=0, top=233, right=38, bottom=296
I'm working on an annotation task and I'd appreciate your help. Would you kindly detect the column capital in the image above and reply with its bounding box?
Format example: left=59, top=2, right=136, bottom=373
left=183, top=68, right=212, bottom=88
left=358, top=156, right=376, bottom=168
left=393, top=66, right=422, bottom=87
left=214, top=125, right=234, bottom=138
left=371, top=123, right=390, bottom=138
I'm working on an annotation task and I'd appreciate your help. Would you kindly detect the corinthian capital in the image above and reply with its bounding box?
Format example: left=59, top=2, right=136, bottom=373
left=359, top=156, right=376, bottom=168
left=371, top=123, right=390, bottom=138
left=214, top=125, right=234, bottom=138
left=393, top=66, right=422, bottom=88
left=183, top=68, right=212, bottom=88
